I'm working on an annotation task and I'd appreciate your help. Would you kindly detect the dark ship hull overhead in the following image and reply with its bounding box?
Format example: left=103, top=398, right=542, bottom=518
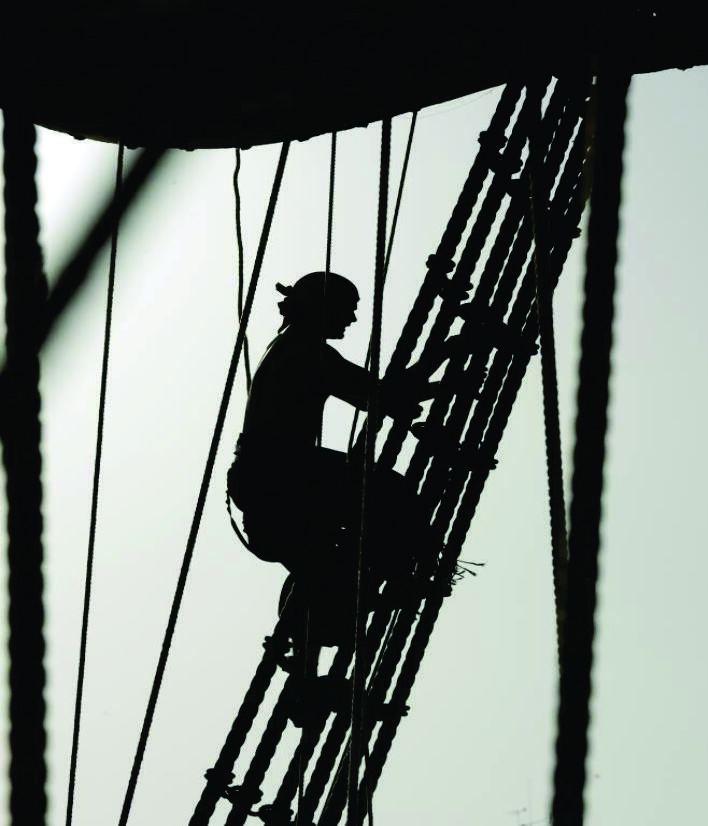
left=2, top=1, right=708, bottom=149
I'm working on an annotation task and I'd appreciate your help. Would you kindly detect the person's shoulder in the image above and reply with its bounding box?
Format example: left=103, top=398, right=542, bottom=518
left=322, top=342, right=348, bottom=365
left=261, top=329, right=325, bottom=369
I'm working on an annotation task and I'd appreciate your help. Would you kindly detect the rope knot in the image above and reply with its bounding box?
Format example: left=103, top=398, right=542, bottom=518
left=478, top=129, right=507, bottom=153
left=253, top=803, right=297, bottom=825
left=223, top=784, right=263, bottom=806
left=425, top=253, right=455, bottom=274
left=204, top=766, right=234, bottom=787
left=439, top=277, right=472, bottom=302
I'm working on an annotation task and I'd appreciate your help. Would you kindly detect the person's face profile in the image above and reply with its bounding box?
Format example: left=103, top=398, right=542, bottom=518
left=324, top=293, right=358, bottom=339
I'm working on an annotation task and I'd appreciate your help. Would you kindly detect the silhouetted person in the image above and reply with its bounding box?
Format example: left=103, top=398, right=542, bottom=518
left=228, top=271, right=435, bottom=661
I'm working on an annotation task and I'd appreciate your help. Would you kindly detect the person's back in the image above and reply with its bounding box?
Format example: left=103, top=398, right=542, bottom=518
left=242, top=326, right=351, bottom=450
left=229, top=272, right=363, bottom=571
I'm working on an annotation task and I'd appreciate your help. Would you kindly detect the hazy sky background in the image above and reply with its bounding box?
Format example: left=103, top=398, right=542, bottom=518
left=1, top=65, right=707, bottom=826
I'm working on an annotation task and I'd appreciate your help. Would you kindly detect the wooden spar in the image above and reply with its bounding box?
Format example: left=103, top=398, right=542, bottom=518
left=1, top=2, right=707, bottom=149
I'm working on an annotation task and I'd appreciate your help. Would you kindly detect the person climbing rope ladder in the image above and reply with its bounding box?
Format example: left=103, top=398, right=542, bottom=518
left=227, top=271, right=438, bottom=649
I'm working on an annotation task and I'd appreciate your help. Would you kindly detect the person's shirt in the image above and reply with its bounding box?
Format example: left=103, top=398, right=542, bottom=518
left=242, top=326, right=367, bottom=449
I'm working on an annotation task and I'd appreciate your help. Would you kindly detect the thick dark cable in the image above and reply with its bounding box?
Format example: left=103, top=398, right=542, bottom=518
left=0, top=147, right=166, bottom=434
left=348, top=117, right=390, bottom=826
left=234, top=148, right=251, bottom=389
left=65, top=142, right=125, bottom=826
left=529, top=98, right=569, bottom=664
left=2, top=109, right=49, bottom=826
left=551, top=69, right=629, bottom=826
left=117, top=141, right=290, bottom=826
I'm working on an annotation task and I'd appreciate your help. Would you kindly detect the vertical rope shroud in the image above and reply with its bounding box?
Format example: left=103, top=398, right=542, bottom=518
left=65, top=142, right=125, bottom=826
left=2, top=109, right=49, bottom=826
left=117, top=141, right=290, bottom=826
left=348, top=117, right=391, bottom=826
left=551, top=68, right=630, bottom=826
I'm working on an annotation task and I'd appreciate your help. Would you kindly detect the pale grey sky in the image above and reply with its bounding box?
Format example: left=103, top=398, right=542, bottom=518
left=2, top=66, right=708, bottom=826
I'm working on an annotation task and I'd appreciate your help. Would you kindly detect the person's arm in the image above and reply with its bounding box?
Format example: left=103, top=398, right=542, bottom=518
left=325, top=345, right=437, bottom=419
left=325, top=346, right=369, bottom=409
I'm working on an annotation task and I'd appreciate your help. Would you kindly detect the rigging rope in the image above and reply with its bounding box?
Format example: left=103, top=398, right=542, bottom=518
left=234, top=148, right=251, bottom=389
left=228, top=148, right=255, bottom=550
left=528, top=90, right=570, bottom=665
left=348, top=116, right=391, bottom=826
left=551, top=67, right=629, bottom=826
left=2, top=108, right=49, bottom=826
left=348, top=111, right=418, bottom=454
left=383, top=112, right=417, bottom=278
left=326, top=131, right=337, bottom=275
left=117, top=141, right=290, bottom=826
left=317, top=132, right=338, bottom=448
left=65, top=142, right=125, bottom=826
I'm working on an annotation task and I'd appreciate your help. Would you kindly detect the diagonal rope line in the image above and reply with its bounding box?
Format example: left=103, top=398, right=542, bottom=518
left=65, top=142, right=125, bottom=826
left=117, top=141, right=290, bottom=826
left=383, top=111, right=417, bottom=278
